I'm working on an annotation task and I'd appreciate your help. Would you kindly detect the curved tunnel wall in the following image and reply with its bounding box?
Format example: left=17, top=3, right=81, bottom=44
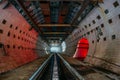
left=65, top=0, right=120, bottom=74
left=0, top=2, right=45, bottom=73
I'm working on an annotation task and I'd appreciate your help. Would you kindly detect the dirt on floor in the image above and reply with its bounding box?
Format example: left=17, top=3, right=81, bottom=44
left=61, top=54, right=89, bottom=66
left=61, top=54, right=112, bottom=80
left=0, top=55, right=49, bottom=80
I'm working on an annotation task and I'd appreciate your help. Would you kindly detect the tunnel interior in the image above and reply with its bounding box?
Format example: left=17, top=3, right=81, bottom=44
left=0, top=0, right=120, bottom=79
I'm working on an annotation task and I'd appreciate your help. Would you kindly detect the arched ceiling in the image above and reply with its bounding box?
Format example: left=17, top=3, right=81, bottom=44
left=8, top=0, right=102, bottom=45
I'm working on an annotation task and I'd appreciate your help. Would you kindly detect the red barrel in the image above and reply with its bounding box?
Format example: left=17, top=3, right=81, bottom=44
left=73, top=38, right=89, bottom=60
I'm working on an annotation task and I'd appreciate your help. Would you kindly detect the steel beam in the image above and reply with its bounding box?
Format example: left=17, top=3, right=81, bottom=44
left=44, top=37, right=65, bottom=40
left=71, top=0, right=103, bottom=25
left=45, top=37, right=62, bottom=38
left=28, top=0, right=103, bottom=3
left=42, top=32, right=70, bottom=35
left=71, top=0, right=91, bottom=25
left=38, top=24, right=71, bottom=27
left=41, top=34, right=68, bottom=37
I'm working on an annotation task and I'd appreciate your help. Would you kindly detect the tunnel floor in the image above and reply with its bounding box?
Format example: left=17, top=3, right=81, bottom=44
left=62, top=54, right=120, bottom=80
left=0, top=54, right=119, bottom=80
left=0, top=55, right=49, bottom=80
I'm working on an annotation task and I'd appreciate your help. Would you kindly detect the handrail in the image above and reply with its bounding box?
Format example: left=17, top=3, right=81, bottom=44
left=57, top=54, right=85, bottom=80
left=29, top=54, right=53, bottom=80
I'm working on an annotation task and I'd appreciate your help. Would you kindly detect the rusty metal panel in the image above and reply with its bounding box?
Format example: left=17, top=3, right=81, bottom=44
left=0, top=1, right=39, bottom=73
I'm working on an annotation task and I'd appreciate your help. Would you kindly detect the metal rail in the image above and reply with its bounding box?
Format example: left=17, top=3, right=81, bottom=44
left=92, top=68, right=120, bottom=80
left=57, top=54, right=84, bottom=80
left=29, top=54, right=53, bottom=80
left=52, top=54, right=59, bottom=80
left=29, top=53, right=85, bottom=80
left=70, top=59, right=120, bottom=80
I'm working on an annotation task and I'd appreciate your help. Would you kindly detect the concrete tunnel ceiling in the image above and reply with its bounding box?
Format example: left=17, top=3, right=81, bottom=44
left=8, top=0, right=102, bottom=45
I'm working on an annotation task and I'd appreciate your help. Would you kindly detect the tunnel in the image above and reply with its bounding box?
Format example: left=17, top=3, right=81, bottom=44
left=0, top=0, right=120, bottom=80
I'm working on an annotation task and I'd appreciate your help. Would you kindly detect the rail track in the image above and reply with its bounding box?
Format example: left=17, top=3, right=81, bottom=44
left=29, top=54, right=120, bottom=80
left=70, top=61, right=120, bottom=80
left=29, top=53, right=84, bottom=80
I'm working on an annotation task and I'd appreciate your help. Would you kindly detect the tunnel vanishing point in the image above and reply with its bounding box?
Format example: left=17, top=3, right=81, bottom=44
left=0, top=0, right=120, bottom=80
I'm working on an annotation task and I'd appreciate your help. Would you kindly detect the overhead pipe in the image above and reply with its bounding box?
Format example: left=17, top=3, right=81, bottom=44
left=32, top=1, right=45, bottom=24
left=14, top=0, right=41, bottom=34
left=71, top=0, right=103, bottom=26
left=71, top=0, right=91, bottom=25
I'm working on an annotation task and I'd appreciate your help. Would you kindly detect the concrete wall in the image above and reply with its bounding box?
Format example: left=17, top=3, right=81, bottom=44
left=36, top=36, right=50, bottom=56
left=65, top=0, right=120, bottom=74
left=0, top=1, right=45, bottom=73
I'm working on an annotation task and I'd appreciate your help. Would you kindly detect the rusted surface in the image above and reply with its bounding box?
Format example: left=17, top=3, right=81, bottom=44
left=0, top=55, right=49, bottom=80
left=0, top=1, right=40, bottom=74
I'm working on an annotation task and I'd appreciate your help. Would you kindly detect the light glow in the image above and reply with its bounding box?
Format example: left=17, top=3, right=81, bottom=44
left=61, top=41, right=66, bottom=52
left=50, top=46, right=61, bottom=53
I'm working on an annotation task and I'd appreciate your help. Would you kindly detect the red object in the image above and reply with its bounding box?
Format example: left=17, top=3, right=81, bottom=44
left=0, top=2, right=39, bottom=73
left=73, top=38, right=89, bottom=60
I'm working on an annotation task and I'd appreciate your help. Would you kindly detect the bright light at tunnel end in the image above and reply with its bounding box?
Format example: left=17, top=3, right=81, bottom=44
left=50, top=41, right=66, bottom=53
left=50, top=46, right=61, bottom=53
